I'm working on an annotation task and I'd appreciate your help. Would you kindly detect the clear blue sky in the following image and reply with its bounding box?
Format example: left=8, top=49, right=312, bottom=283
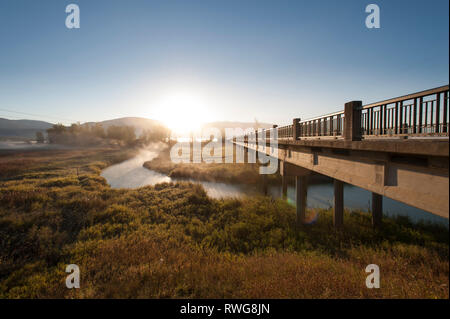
left=0, top=0, right=448, bottom=126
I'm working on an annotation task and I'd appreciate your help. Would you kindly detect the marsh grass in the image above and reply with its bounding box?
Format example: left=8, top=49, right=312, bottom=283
left=0, top=147, right=448, bottom=298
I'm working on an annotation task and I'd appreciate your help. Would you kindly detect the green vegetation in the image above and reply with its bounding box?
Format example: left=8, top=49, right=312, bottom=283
left=35, top=132, right=44, bottom=144
left=0, top=147, right=448, bottom=298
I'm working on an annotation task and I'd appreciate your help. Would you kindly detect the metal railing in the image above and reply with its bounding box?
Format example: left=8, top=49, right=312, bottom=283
left=298, top=111, right=345, bottom=138
left=361, top=85, right=449, bottom=137
left=241, top=85, right=449, bottom=142
left=277, top=125, right=293, bottom=139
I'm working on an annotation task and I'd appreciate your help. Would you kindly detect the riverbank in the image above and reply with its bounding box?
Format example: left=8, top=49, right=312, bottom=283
left=143, top=143, right=330, bottom=185
left=141, top=144, right=447, bottom=225
left=0, top=147, right=448, bottom=298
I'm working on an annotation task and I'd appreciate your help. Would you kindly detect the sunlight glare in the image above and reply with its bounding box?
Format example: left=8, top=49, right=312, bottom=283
left=154, top=90, right=212, bottom=135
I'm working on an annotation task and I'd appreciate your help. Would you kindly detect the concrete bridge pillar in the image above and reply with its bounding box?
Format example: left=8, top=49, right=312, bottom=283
left=296, top=175, right=308, bottom=226
left=333, top=179, right=344, bottom=229
left=255, top=129, right=259, bottom=162
left=280, top=161, right=311, bottom=225
left=371, top=193, right=383, bottom=229
left=222, top=136, right=226, bottom=159
left=243, top=134, right=249, bottom=163
left=190, top=132, right=194, bottom=163
left=232, top=137, right=237, bottom=163
left=263, top=175, right=268, bottom=196
left=282, top=175, right=288, bottom=199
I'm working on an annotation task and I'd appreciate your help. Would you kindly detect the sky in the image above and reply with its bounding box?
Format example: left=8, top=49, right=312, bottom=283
left=0, top=0, right=448, bottom=128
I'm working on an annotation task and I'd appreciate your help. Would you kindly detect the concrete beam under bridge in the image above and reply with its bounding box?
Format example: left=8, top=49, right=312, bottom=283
left=239, top=141, right=449, bottom=219
left=280, top=161, right=311, bottom=177
left=280, top=161, right=310, bottom=225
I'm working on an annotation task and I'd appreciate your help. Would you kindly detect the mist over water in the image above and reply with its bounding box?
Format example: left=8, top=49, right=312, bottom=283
left=101, top=144, right=171, bottom=188
left=101, top=143, right=448, bottom=226
left=101, top=143, right=254, bottom=198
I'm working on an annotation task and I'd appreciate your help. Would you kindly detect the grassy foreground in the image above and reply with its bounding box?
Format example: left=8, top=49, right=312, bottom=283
left=0, top=147, right=448, bottom=298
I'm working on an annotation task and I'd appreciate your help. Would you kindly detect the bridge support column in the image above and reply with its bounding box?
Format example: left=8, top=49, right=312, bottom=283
left=232, top=137, right=236, bottom=163
left=244, top=145, right=249, bottom=163
left=255, top=130, right=259, bottom=162
left=296, top=175, right=308, bottom=226
left=333, top=179, right=344, bottom=229
left=371, top=193, right=383, bottom=229
left=282, top=175, right=288, bottom=199
left=222, top=136, right=226, bottom=159
left=262, top=175, right=268, bottom=196
left=190, top=133, right=194, bottom=163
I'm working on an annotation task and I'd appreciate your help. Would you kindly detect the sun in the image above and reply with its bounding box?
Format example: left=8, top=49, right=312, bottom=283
left=153, top=90, right=212, bottom=135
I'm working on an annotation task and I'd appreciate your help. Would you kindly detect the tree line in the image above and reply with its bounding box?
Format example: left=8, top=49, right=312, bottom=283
left=41, top=123, right=169, bottom=146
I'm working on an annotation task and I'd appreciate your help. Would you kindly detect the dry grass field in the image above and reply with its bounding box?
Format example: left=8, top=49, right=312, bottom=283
left=0, top=147, right=448, bottom=298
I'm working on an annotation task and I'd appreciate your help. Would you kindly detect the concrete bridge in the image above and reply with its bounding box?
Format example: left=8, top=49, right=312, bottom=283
left=234, top=85, right=449, bottom=229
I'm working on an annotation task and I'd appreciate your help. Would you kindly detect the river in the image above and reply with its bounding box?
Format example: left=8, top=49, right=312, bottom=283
left=101, top=147, right=448, bottom=226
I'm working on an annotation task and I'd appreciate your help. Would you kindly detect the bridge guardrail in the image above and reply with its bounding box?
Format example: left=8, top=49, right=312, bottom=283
left=242, top=85, right=449, bottom=143
left=361, top=85, right=449, bottom=137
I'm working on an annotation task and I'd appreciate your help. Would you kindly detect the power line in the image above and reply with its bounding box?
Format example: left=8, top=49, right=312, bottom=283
left=0, top=107, right=76, bottom=123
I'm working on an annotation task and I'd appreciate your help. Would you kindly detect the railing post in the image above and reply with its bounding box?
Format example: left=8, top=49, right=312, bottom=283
left=394, top=102, right=399, bottom=134
left=399, top=101, right=404, bottom=134
left=344, top=100, right=362, bottom=141
left=244, top=134, right=249, bottom=163
left=292, top=118, right=300, bottom=140
left=329, top=116, right=333, bottom=136
left=418, top=97, right=423, bottom=133
left=337, top=115, right=341, bottom=135
left=370, top=107, right=374, bottom=135
left=378, top=107, right=383, bottom=135
left=443, top=92, right=448, bottom=133
left=272, top=124, right=278, bottom=140
left=436, top=93, right=441, bottom=133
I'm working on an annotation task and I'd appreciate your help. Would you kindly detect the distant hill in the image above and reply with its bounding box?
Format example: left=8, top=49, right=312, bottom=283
left=83, top=117, right=167, bottom=137
left=0, top=118, right=53, bottom=139
left=0, top=117, right=273, bottom=140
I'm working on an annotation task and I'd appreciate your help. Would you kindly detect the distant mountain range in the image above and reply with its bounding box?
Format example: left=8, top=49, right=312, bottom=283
left=0, top=117, right=274, bottom=140
left=0, top=118, right=53, bottom=139
left=83, top=117, right=166, bottom=137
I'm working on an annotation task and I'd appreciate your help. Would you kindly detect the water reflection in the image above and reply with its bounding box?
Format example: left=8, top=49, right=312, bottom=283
left=101, top=147, right=448, bottom=226
left=269, top=184, right=448, bottom=226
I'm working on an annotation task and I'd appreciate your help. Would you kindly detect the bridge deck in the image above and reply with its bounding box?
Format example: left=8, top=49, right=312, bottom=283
left=275, top=138, right=448, bottom=157
left=234, top=85, right=449, bottom=224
